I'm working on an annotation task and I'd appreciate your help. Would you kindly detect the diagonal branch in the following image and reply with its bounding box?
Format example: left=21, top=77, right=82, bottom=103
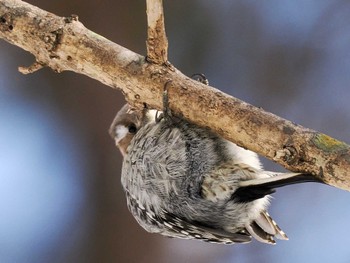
left=1, top=0, right=350, bottom=190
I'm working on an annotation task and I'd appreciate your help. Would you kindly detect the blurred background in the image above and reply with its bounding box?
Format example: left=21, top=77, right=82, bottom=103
left=1, top=0, right=350, bottom=262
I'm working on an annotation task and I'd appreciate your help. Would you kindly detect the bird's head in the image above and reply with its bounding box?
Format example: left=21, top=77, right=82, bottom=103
left=109, top=104, right=157, bottom=157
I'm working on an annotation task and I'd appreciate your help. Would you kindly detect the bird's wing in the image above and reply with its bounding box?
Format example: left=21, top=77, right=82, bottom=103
left=201, top=163, right=260, bottom=202
left=124, top=189, right=252, bottom=244
left=159, top=209, right=252, bottom=244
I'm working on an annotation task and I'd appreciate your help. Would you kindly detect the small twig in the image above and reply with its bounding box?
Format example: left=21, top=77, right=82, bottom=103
left=18, top=61, right=44, bottom=74
left=146, top=0, right=168, bottom=64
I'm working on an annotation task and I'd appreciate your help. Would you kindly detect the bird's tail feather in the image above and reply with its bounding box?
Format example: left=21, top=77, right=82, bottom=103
left=245, top=211, right=289, bottom=244
left=233, top=173, right=323, bottom=202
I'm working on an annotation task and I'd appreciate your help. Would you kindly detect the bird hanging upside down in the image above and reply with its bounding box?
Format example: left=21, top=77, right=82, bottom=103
left=109, top=82, right=321, bottom=245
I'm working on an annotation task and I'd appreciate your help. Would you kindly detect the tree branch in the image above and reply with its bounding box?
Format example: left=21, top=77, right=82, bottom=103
left=146, top=0, right=168, bottom=64
left=1, top=0, right=350, bottom=190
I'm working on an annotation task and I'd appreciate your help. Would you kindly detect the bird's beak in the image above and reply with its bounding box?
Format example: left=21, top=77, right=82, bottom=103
left=115, top=140, right=127, bottom=157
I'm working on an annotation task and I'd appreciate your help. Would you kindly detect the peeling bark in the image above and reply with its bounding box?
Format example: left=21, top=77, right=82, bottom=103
left=146, top=0, right=168, bottom=64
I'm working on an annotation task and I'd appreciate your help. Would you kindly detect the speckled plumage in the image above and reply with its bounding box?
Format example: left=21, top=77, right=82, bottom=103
left=110, top=104, right=318, bottom=244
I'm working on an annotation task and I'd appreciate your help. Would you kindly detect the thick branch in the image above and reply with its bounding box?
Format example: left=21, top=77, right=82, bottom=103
left=1, top=0, right=350, bottom=190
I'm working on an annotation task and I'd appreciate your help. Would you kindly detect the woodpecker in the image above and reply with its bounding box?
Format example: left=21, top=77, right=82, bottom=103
left=110, top=91, right=320, bottom=245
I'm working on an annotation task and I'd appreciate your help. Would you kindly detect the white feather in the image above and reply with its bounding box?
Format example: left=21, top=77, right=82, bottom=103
left=115, top=125, right=128, bottom=143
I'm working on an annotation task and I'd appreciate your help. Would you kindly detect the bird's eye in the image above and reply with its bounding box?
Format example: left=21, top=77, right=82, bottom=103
left=128, top=124, right=137, bottom=134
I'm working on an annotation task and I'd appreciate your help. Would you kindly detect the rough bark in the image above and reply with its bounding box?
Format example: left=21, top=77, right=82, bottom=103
left=146, top=0, right=168, bottom=64
left=1, top=0, right=350, bottom=190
